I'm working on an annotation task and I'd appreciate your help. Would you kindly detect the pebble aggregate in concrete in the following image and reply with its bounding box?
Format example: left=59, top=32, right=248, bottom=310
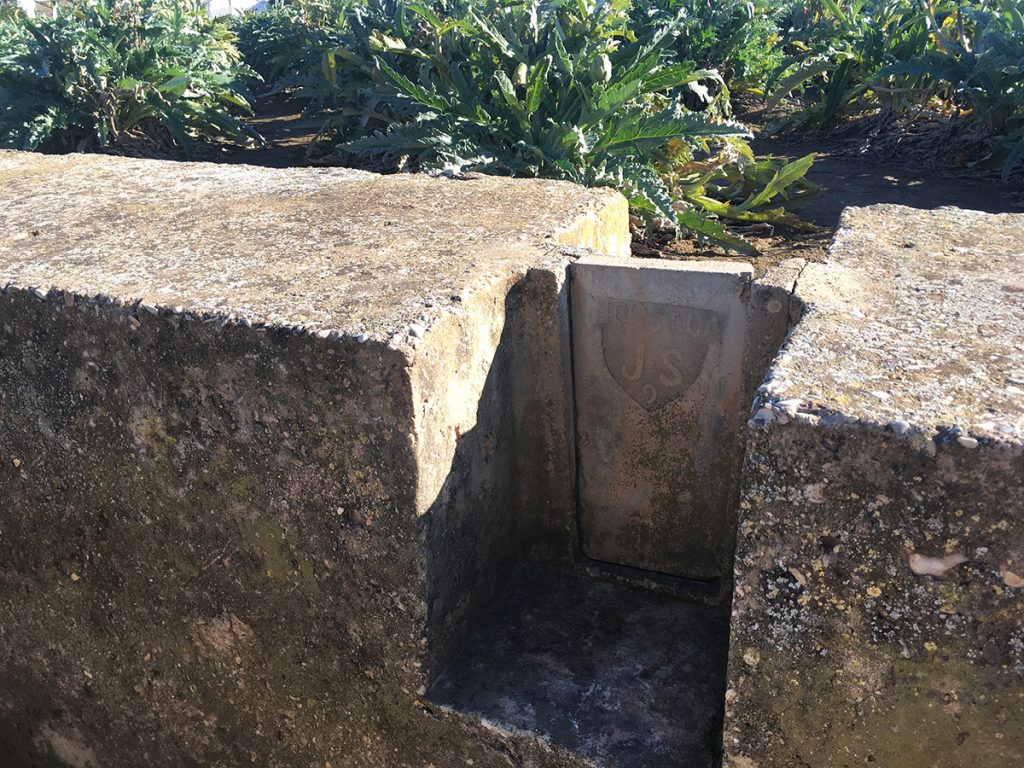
left=727, top=205, right=1024, bottom=768
left=0, top=150, right=628, bottom=350
left=750, top=205, right=1024, bottom=447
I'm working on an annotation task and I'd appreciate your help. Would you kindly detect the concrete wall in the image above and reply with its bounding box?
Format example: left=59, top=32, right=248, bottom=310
left=0, top=289, right=425, bottom=765
left=204, top=0, right=267, bottom=16
left=11, top=153, right=1018, bottom=768
left=725, top=206, right=1024, bottom=768
left=0, top=151, right=628, bottom=768
left=415, top=263, right=581, bottom=678
left=14, top=0, right=54, bottom=17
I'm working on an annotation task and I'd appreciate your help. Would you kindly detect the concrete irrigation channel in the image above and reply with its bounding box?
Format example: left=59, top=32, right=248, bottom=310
left=0, top=151, right=1020, bottom=768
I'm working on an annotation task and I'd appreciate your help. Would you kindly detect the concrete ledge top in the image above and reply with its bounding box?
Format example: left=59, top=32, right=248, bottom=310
left=756, top=204, right=1024, bottom=444
left=0, top=151, right=628, bottom=342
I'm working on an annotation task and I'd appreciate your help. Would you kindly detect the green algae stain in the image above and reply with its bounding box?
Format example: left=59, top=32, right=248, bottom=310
left=763, top=649, right=1024, bottom=768
left=234, top=516, right=322, bottom=594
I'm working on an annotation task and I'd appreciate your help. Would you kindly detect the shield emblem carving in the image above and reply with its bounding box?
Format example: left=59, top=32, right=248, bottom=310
left=599, top=300, right=723, bottom=411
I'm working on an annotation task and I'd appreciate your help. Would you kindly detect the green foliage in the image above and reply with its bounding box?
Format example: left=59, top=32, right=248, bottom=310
left=767, top=0, right=1024, bottom=176
left=919, top=0, right=1024, bottom=175
left=632, top=0, right=785, bottom=90
left=0, top=0, right=264, bottom=154
left=2, top=0, right=819, bottom=251
left=663, top=139, right=819, bottom=231
left=768, top=1, right=945, bottom=122
left=318, top=0, right=814, bottom=252
left=1, top=1, right=24, bottom=23
left=0, top=10, right=28, bottom=60
left=231, top=0, right=349, bottom=100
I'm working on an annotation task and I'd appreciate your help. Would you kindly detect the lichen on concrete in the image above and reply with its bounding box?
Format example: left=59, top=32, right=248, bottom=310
left=0, top=151, right=628, bottom=768
left=754, top=205, right=1024, bottom=443
left=0, top=151, right=629, bottom=343
left=725, top=205, right=1024, bottom=768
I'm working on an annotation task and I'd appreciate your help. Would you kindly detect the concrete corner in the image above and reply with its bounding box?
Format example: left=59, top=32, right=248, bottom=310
left=0, top=152, right=627, bottom=768
left=725, top=206, right=1024, bottom=768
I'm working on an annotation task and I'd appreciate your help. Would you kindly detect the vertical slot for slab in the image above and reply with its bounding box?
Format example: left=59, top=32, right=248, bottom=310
left=570, top=257, right=752, bottom=581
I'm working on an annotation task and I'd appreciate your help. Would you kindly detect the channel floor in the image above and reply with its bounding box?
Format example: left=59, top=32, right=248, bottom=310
left=429, top=564, right=731, bottom=768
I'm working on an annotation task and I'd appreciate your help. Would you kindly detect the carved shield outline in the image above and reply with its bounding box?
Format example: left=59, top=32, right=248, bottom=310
left=598, top=300, right=722, bottom=411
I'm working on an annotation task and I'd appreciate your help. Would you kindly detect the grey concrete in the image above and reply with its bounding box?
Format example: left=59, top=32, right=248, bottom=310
left=429, top=564, right=730, bottom=768
left=13, top=152, right=1019, bottom=768
left=0, top=151, right=630, bottom=343
left=0, top=152, right=629, bottom=768
left=725, top=206, right=1024, bottom=768
left=571, top=257, right=753, bottom=581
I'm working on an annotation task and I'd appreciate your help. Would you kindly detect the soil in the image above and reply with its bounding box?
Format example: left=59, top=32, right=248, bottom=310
left=223, top=97, right=326, bottom=168
left=225, top=97, right=1024, bottom=274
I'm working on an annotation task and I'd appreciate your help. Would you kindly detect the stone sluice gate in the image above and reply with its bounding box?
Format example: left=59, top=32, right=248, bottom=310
left=0, top=151, right=1020, bottom=768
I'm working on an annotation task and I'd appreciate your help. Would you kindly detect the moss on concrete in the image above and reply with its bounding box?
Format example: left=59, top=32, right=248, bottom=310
left=0, top=154, right=629, bottom=767
left=725, top=206, right=1024, bottom=768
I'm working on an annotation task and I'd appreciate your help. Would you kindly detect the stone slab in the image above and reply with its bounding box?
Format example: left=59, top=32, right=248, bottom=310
left=759, top=204, right=1024, bottom=441
left=0, top=151, right=629, bottom=341
left=570, top=256, right=752, bottom=581
left=0, top=152, right=629, bottom=768
left=725, top=206, right=1024, bottom=768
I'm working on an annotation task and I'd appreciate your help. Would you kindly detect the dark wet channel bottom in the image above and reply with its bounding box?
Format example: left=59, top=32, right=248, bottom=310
left=429, top=564, right=730, bottom=768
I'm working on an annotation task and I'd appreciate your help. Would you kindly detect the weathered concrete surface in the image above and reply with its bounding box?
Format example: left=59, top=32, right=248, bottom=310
left=0, top=151, right=629, bottom=341
left=0, top=151, right=628, bottom=768
left=571, top=257, right=752, bottom=582
left=725, top=206, right=1024, bottom=768
left=429, top=563, right=731, bottom=768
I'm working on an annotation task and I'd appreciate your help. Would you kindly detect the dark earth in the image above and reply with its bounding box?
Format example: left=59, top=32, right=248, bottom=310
left=429, top=564, right=730, bottom=768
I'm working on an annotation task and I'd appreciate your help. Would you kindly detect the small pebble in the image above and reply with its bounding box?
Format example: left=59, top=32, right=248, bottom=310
left=775, top=399, right=802, bottom=416
left=889, top=420, right=911, bottom=435
left=1001, top=569, right=1024, bottom=589
left=742, top=647, right=761, bottom=669
left=909, top=552, right=967, bottom=577
left=957, top=436, right=979, bottom=449
left=408, top=324, right=426, bottom=338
